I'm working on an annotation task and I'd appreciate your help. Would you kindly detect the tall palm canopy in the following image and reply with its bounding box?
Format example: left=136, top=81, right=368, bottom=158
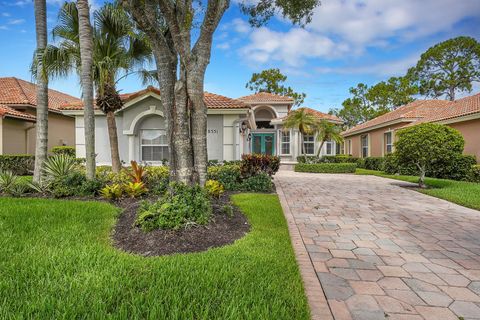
left=315, top=120, right=344, bottom=157
left=32, top=2, right=152, bottom=172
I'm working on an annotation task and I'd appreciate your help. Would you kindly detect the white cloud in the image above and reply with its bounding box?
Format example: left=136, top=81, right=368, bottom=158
left=241, top=27, right=350, bottom=67
left=316, top=54, right=420, bottom=77
left=230, top=18, right=251, bottom=34
left=216, top=42, right=231, bottom=50
left=8, top=19, right=25, bottom=25
left=0, top=25, right=7, bottom=30
left=1, top=12, right=10, bottom=17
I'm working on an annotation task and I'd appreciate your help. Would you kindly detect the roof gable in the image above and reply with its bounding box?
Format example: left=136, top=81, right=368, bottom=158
left=238, top=92, right=294, bottom=104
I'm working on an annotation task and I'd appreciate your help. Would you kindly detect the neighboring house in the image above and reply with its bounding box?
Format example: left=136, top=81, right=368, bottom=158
left=342, top=93, right=480, bottom=161
left=0, top=77, right=79, bottom=155
left=59, top=88, right=342, bottom=165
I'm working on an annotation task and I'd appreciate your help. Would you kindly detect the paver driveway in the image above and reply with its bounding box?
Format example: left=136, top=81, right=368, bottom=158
left=275, top=170, right=480, bottom=320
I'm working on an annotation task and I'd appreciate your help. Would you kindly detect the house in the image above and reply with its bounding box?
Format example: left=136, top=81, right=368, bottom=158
left=341, top=93, right=480, bottom=161
left=0, top=77, right=79, bottom=155
left=59, top=88, right=343, bottom=164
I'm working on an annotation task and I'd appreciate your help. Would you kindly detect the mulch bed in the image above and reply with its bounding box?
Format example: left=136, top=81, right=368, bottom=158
left=112, top=193, right=250, bottom=257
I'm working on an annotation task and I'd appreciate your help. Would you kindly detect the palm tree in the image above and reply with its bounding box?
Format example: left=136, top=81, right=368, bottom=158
left=34, top=2, right=152, bottom=173
left=32, top=0, right=49, bottom=183
left=283, top=108, right=317, bottom=161
left=77, top=0, right=96, bottom=180
left=315, top=120, right=344, bottom=157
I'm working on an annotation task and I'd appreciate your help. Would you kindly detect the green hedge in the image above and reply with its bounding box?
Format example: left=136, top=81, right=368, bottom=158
left=51, top=146, right=76, bottom=157
left=0, top=154, right=35, bottom=176
left=297, top=155, right=359, bottom=164
left=294, top=163, right=357, bottom=173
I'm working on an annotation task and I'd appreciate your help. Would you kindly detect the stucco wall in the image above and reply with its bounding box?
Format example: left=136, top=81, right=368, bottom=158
left=207, top=114, right=223, bottom=161
left=2, top=118, right=32, bottom=154
left=447, top=118, right=480, bottom=162
left=344, top=122, right=407, bottom=157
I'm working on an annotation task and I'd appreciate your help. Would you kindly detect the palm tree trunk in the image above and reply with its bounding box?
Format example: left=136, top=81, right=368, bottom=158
left=77, top=0, right=96, bottom=180
left=316, top=140, right=326, bottom=158
left=300, top=132, right=307, bottom=162
left=106, top=110, right=122, bottom=173
left=33, top=0, right=48, bottom=183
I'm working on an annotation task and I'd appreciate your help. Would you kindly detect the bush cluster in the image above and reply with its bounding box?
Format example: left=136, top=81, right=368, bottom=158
left=297, top=155, right=359, bottom=164
left=240, top=154, right=280, bottom=177
left=51, top=146, right=76, bottom=157
left=135, top=182, right=212, bottom=231
left=294, top=163, right=357, bottom=173
left=0, top=155, right=35, bottom=176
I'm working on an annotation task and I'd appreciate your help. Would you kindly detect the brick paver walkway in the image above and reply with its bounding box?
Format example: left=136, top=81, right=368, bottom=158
left=275, top=170, right=480, bottom=320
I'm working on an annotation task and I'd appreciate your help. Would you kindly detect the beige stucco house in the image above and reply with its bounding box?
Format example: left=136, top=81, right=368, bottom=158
left=59, top=88, right=343, bottom=165
left=0, top=77, right=78, bottom=155
left=342, top=93, right=480, bottom=162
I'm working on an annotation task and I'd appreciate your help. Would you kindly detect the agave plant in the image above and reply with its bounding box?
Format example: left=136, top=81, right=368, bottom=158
left=42, top=154, right=78, bottom=180
left=27, top=180, right=51, bottom=195
left=0, top=171, right=20, bottom=194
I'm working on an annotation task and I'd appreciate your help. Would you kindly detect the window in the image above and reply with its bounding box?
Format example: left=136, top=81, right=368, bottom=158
left=384, top=132, right=393, bottom=154
left=280, top=131, right=290, bottom=155
left=336, top=142, right=344, bottom=155
left=325, top=141, right=334, bottom=155
left=303, top=134, right=315, bottom=155
left=361, top=134, right=369, bottom=158
left=346, top=139, right=352, bottom=155
left=140, top=129, right=169, bottom=162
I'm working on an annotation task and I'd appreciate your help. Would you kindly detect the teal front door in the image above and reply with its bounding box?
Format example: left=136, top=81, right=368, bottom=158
left=252, top=133, right=275, bottom=155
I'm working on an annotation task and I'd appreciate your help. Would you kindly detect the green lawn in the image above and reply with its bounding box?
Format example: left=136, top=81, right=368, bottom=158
left=356, top=168, right=480, bottom=211
left=0, top=194, right=309, bottom=319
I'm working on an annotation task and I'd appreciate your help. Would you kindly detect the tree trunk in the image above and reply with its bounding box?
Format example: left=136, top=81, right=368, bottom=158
left=300, top=132, right=307, bottom=162
left=316, top=140, right=326, bottom=158
left=33, top=0, right=49, bottom=183
left=106, top=110, right=122, bottom=172
left=449, top=87, right=455, bottom=101
left=416, top=163, right=427, bottom=188
left=77, top=0, right=96, bottom=180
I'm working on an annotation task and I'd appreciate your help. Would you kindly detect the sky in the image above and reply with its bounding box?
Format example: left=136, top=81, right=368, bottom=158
left=0, top=0, right=479, bottom=113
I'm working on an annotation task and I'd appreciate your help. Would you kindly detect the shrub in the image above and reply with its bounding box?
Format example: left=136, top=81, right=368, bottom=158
left=294, top=163, right=357, bottom=173
left=241, top=173, right=273, bottom=192
left=240, top=154, right=280, bottom=177
left=207, top=164, right=241, bottom=190
left=51, top=146, right=76, bottom=157
left=205, top=179, right=224, bottom=198
left=297, top=155, right=359, bottom=164
left=396, top=123, right=465, bottom=186
left=468, top=165, right=480, bottom=183
left=0, top=171, right=21, bottom=195
left=363, top=157, right=385, bottom=171
left=78, top=178, right=105, bottom=196
left=100, top=184, right=123, bottom=200
left=129, top=160, right=146, bottom=183
left=144, top=166, right=169, bottom=194
left=0, top=155, right=35, bottom=176
left=207, top=160, right=220, bottom=167
left=135, top=182, right=212, bottom=231
left=429, top=154, right=477, bottom=181
left=49, top=171, right=87, bottom=198
left=124, top=182, right=147, bottom=198
left=43, top=154, right=78, bottom=180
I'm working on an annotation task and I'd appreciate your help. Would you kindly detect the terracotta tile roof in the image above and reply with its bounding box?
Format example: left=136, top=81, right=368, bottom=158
left=301, top=107, right=343, bottom=123
left=238, top=92, right=294, bottom=103
left=0, top=104, right=36, bottom=121
left=60, top=87, right=248, bottom=110
left=0, top=77, right=81, bottom=111
left=416, top=93, right=480, bottom=123
left=342, top=99, right=451, bottom=136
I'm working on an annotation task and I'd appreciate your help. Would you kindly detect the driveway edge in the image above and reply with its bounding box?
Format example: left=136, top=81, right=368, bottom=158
left=275, top=178, right=334, bottom=320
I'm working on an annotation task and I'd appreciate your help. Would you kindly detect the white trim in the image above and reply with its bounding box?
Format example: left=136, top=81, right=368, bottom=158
left=123, top=105, right=164, bottom=135
left=342, top=118, right=416, bottom=137
left=279, top=129, right=292, bottom=156
left=360, top=133, right=370, bottom=158
left=207, top=108, right=250, bottom=115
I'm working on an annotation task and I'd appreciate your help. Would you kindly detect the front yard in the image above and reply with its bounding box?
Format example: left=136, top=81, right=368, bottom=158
left=0, top=194, right=309, bottom=319
left=356, top=168, right=480, bottom=210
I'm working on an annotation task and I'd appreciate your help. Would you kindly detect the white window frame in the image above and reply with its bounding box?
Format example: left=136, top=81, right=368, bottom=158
left=325, top=141, right=334, bottom=156
left=360, top=134, right=369, bottom=158
left=303, top=134, right=315, bottom=155
left=280, top=130, right=291, bottom=155
left=140, top=129, right=169, bottom=163
left=384, top=131, right=393, bottom=155
left=346, top=139, right=352, bottom=155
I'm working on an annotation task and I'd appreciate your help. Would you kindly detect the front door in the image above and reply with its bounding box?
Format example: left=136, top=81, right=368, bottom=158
left=252, top=133, right=275, bottom=155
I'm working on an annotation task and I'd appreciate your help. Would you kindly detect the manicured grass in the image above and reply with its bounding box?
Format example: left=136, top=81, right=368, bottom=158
left=0, top=194, right=309, bottom=319
left=356, top=168, right=480, bottom=211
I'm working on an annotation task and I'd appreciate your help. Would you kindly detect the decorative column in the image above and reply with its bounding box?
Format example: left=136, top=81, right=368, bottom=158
left=128, top=134, right=135, bottom=162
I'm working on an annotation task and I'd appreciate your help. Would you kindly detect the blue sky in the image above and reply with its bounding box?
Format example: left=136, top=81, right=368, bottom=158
left=1, top=0, right=479, bottom=112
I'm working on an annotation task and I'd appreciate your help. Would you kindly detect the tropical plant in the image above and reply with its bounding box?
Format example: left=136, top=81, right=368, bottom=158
left=123, top=0, right=320, bottom=185
left=100, top=184, right=123, bottom=200
left=27, top=180, right=51, bottom=195
left=129, top=160, right=145, bottom=183
left=33, top=2, right=152, bottom=173
left=42, top=154, right=78, bottom=180
left=204, top=179, right=224, bottom=198
left=0, top=171, right=20, bottom=194
left=77, top=0, right=96, bottom=180
left=32, top=0, right=49, bottom=183
left=315, top=120, right=344, bottom=157
left=283, top=108, right=317, bottom=161
left=51, top=146, right=76, bottom=157
left=123, top=181, right=147, bottom=198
